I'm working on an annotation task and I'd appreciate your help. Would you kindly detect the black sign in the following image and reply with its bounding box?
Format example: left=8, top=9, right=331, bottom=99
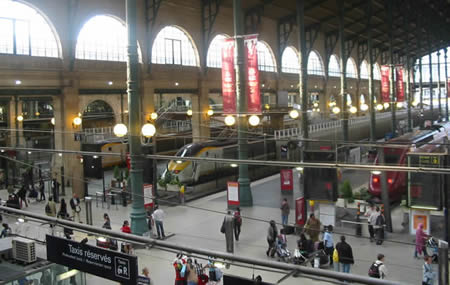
left=137, top=276, right=151, bottom=285
left=46, top=235, right=138, bottom=284
left=223, top=275, right=273, bottom=285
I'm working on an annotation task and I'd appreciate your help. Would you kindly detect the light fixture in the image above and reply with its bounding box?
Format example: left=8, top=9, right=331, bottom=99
left=207, top=109, right=214, bottom=116
left=296, top=166, right=304, bottom=171
left=0, top=149, right=4, bottom=153
left=396, top=102, right=403, bottom=108
left=17, top=115, right=24, bottom=122
left=150, top=112, right=158, bottom=120
left=360, top=103, right=369, bottom=111
left=376, top=104, right=384, bottom=111
left=313, top=102, right=319, bottom=108
left=17, top=217, right=25, bottom=223
left=108, top=81, right=113, bottom=86
left=186, top=109, right=193, bottom=116
left=316, top=108, right=320, bottom=112
left=175, top=82, right=179, bottom=86
left=124, top=110, right=129, bottom=114
left=224, top=115, right=236, bottom=126
left=350, top=86, right=353, bottom=89
left=73, top=116, right=82, bottom=127
left=96, top=237, right=107, bottom=243
left=176, top=160, right=183, bottom=164
left=328, top=102, right=336, bottom=107
left=264, top=104, right=270, bottom=110
left=289, top=109, right=299, bottom=119
left=371, top=171, right=381, bottom=175
left=51, top=117, right=55, bottom=125
left=27, top=151, right=32, bottom=154
left=35, top=112, right=40, bottom=116
left=349, top=106, right=358, bottom=114
left=230, top=163, right=238, bottom=168
left=314, top=85, right=318, bottom=88
left=80, top=158, right=84, bottom=164
left=58, top=153, right=62, bottom=157
left=332, top=106, right=341, bottom=114
left=15, top=80, right=22, bottom=85
left=113, top=123, right=128, bottom=137
left=383, top=102, right=390, bottom=109
left=93, top=155, right=99, bottom=159
left=290, top=85, right=294, bottom=88
left=248, top=115, right=260, bottom=126
left=141, top=123, right=156, bottom=138
left=412, top=101, right=419, bottom=107
left=262, top=84, right=265, bottom=88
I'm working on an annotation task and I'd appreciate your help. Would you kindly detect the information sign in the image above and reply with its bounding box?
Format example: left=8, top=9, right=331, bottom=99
left=295, top=197, right=306, bottom=226
left=280, top=169, right=293, bottom=191
left=143, top=184, right=153, bottom=208
left=227, top=182, right=240, bottom=206
left=46, top=235, right=138, bottom=284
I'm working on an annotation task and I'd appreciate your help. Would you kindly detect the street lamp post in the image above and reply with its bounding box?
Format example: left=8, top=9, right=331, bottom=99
left=126, top=0, right=147, bottom=235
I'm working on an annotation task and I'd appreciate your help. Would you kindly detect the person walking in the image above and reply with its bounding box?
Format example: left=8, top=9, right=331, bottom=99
left=233, top=207, right=242, bottom=241
left=142, top=267, right=152, bottom=285
left=335, top=236, right=354, bottom=273
left=45, top=197, right=57, bottom=217
left=103, top=213, right=111, bottom=229
left=365, top=203, right=376, bottom=242
left=17, top=185, right=28, bottom=208
left=0, top=223, right=11, bottom=238
left=375, top=211, right=385, bottom=245
left=69, top=194, right=81, bottom=223
left=415, top=223, right=430, bottom=258
left=186, top=258, right=198, bottom=285
left=266, top=220, right=278, bottom=258
left=38, top=178, right=45, bottom=202
left=221, top=211, right=234, bottom=253
left=323, top=225, right=334, bottom=266
left=51, top=176, right=60, bottom=203
left=152, top=205, right=166, bottom=239
left=369, top=254, right=388, bottom=279
left=280, top=198, right=290, bottom=226
left=369, top=207, right=380, bottom=243
left=58, top=198, right=68, bottom=218
left=422, top=256, right=436, bottom=285
left=304, top=213, right=321, bottom=242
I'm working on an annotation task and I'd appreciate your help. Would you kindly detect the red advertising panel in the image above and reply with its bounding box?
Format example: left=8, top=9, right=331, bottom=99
left=381, top=65, right=390, bottom=103
left=221, top=38, right=236, bottom=114
left=395, top=66, right=404, bottom=102
left=280, top=169, right=293, bottom=191
left=227, top=182, right=240, bottom=206
left=244, top=35, right=261, bottom=114
left=295, top=197, right=306, bottom=226
left=447, top=78, right=450, bottom=98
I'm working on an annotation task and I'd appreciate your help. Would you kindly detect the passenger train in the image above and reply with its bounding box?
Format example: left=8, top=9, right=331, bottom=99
left=162, top=139, right=276, bottom=184
left=369, top=122, right=450, bottom=201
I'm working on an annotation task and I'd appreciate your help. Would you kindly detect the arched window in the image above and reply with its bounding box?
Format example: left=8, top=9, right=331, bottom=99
left=360, top=61, right=369, bottom=79
left=328, top=55, right=340, bottom=77
left=307, top=51, right=325, bottom=76
left=83, top=100, right=114, bottom=117
left=360, top=94, right=366, bottom=104
left=257, top=41, right=276, bottom=72
left=374, top=64, right=381, bottom=80
left=206, top=34, right=228, bottom=68
left=76, top=15, right=131, bottom=61
left=152, top=26, right=198, bottom=66
left=346, top=58, right=357, bottom=78
left=0, top=0, right=59, bottom=57
left=281, top=47, right=299, bottom=74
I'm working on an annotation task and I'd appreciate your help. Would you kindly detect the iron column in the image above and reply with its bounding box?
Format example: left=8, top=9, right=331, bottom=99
left=445, top=48, right=449, bottom=121
left=367, top=0, right=376, bottom=141
left=388, top=0, right=396, bottom=136
left=429, top=44, right=434, bottom=114
left=437, top=51, right=441, bottom=120
left=296, top=0, right=308, bottom=142
left=404, top=6, right=412, bottom=132
left=234, top=0, right=252, bottom=206
left=126, top=0, right=147, bottom=235
left=419, top=58, right=423, bottom=110
left=338, top=0, right=348, bottom=142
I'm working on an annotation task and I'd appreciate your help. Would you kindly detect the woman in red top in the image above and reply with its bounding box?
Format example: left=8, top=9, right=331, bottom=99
left=121, top=220, right=132, bottom=254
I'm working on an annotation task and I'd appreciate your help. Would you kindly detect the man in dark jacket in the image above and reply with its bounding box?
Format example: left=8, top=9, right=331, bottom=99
left=335, top=235, right=354, bottom=274
left=266, top=220, right=278, bottom=257
left=69, top=194, right=81, bottom=223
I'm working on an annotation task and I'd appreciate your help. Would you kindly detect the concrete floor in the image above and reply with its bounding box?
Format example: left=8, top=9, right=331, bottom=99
left=0, top=171, right=436, bottom=285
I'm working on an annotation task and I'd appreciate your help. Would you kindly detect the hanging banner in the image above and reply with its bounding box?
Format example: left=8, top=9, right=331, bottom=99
left=244, top=35, right=261, bottom=114
left=395, top=66, right=404, bottom=102
left=381, top=65, right=390, bottom=103
left=280, top=169, right=293, bottom=192
left=221, top=38, right=236, bottom=114
left=447, top=77, right=450, bottom=98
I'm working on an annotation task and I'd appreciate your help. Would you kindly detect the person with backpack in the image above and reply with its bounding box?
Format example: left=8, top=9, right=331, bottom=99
left=422, top=256, right=436, bottom=285
left=266, top=220, right=278, bottom=257
left=335, top=235, right=354, bottom=273
left=233, top=207, right=242, bottom=241
left=323, top=225, right=334, bottom=266
left=368, top=254, right=388, bottom=279
left=45, top=197, right=57, bottom=217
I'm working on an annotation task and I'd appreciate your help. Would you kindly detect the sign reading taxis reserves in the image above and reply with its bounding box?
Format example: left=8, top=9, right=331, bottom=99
left=46, top=235, right=138, bottom=284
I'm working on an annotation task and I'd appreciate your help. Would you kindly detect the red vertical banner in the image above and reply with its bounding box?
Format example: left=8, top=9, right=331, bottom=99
left=447, top=78, right=450, bottom=98
left=395, top=66, right=404, bottom=102
left=280, top=169, right=293, bottom=191
left=221, top=38, right=236, bottom=114
left=381, top=65, right=390, bottom=103
left=244, top=35, right=261, bottom=114
left=295, top=197, right=306, bottom=226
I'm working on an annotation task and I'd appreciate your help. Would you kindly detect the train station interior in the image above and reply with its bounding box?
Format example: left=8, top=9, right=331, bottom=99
left=0, top=0, right=449, bottom=284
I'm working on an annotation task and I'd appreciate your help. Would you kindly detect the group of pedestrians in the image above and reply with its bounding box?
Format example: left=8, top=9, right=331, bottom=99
left=364, top=204, right=386, bottom=244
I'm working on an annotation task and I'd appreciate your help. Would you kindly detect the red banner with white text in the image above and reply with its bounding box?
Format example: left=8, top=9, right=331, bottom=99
left=381, top=65, right=390, bottom=103
left=221, top=38, right=236, bottom=114
left=244, top=35, right=261, bottom=114
left=395, top=66, right=404, bottom=102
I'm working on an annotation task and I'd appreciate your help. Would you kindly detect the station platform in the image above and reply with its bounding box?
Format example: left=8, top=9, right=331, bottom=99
left=0, top=171, right=434, bottom=285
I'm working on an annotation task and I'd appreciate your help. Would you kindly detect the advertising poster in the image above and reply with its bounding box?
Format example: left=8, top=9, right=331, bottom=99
left=143, top=184, right=153, bottom=208
left=280, top=169, right=293, bottom=191
left=244, top=35, right=261, bottom=114
left=295, top=197, right=306, bottom=226
left=46, top=235, right=138, bottom=284
left=395, top=66, right=404, bottom=102
left=381, top=65, right=390, bottom=103
left=227, top=181, right=240, bottom=206
left=221, top=38, right=236, bottom=114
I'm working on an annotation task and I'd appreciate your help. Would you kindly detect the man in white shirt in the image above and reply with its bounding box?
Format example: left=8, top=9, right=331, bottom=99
left=368, top=206, right=380, bottom=242
left=152, top=205, right=165, bottom=239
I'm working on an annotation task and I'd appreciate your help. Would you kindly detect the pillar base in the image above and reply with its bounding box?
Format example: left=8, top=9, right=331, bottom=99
left=130, top=209, right=148, bottom=236
left=238, top=177, right=253, bottom=207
